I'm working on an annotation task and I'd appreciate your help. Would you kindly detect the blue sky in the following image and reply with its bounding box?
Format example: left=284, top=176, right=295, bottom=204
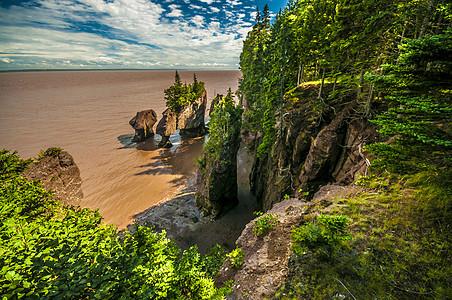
left=0, top=0, right=288, bottom=70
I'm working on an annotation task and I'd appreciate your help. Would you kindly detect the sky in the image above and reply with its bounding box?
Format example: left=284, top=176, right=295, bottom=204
left=0, top=0, right=288, bottom=70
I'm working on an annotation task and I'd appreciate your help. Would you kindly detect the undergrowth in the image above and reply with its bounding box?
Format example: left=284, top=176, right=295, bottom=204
left=273, top=170, right=452, bottom=299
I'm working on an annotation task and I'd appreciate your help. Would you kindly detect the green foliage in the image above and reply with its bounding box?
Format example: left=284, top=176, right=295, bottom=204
left=253, top=212, right=280, bottom=237
left=291, top=214, right=351, bottom=258
left=37, top=147, right=63, bottom=160
left=0, top=149, right=229, bottom=299
left=227, top=247, right=244, bottom=269
left=204, top=89, right=243, bottom=159
left=0, top=149, right=31, bottom=181
left=368, top=30, right=452, bottom=173
left=276, top=171, right=452, bottom=299
left=201, top=244, right=227, bottom=278
left=164, top=71, right=205, bottom=113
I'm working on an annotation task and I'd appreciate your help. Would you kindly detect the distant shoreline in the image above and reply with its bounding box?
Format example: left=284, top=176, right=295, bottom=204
left=0, top=68, right=240, bottom=73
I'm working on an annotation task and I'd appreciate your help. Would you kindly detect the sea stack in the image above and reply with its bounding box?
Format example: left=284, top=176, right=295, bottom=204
left=129, top=109, right=157, bottom=142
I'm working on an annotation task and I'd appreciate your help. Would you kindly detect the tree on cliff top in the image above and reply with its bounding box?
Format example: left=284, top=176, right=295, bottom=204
left=205, top=89, right=242, bottom=158
left=164, top=71, right=205, bottom=113
left=368, top=30, right=452, bottom=173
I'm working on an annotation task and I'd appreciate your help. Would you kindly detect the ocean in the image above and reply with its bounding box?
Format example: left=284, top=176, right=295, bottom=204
left=0, top=70, right=242, bottom=228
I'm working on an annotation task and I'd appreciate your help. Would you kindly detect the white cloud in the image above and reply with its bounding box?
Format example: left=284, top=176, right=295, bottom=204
left=167, top=4, right=183, bottom=17
left=199, top=0, right=215, bottom=4
left=0, top=0, right=259, bottom=70
left=191, top=15, right=205, bottom=27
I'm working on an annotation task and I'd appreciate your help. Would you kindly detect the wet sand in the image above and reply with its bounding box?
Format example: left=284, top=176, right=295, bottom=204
left=0, top=70, right=241, bottom=229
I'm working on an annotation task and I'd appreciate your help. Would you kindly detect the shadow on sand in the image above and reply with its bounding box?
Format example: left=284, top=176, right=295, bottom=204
left=117, top=132, right=205, bottom=188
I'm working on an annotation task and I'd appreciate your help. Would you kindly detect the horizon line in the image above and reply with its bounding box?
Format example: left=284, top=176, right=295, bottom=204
left=0, top=68, right=241, bottom=73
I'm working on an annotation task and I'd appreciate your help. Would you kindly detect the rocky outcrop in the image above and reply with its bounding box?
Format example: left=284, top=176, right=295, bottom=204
left=195, top=144, right=240, bottom=219
left=250, top=85, right=379, bottom=211
left=156, top=89, right=208, bottom=147
left=179, top=89, right=208, bottom=137
left=129, top=109, right=157, bottom=142
left=215, top=184, right=366, bottom=299
left=195, top=98, right=242, bottom=219
left=22, top=147, right=83, bottom=206
left=209, top=94, right=222, bottom=116
left=216, top=198, right=307, bottom=299
left=156, top=108, right=178, bottom=148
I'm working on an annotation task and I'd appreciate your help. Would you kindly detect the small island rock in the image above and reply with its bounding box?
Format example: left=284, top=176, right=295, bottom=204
left=129, top=109, right=157, bottom=142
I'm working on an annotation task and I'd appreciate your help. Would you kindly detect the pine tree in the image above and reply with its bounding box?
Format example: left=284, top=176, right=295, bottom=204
left=368, top=30, right=452, bottom=173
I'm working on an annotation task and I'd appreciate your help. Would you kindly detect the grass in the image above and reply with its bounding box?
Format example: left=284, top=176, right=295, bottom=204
left=272, top=170, right=452, bottom=299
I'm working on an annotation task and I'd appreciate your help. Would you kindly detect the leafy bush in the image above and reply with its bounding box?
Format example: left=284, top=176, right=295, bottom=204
left=227, top=247, right=244, bottom=269
left=291, top=214, right=351, bottom=258
left=0, top=149, right=229, bottom=299
left=253, top=212, right=280, bottom=236
left=37, top=147, right=63, bottom=160
left=201, top=244, right=227, bottom=278
left=0, top=149, right=31, bottom=181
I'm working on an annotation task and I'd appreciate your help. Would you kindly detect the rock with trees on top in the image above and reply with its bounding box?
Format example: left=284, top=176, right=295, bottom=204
left=196, top=90, right=243, bottom=218
left=156, top=71, right=208, bottom=148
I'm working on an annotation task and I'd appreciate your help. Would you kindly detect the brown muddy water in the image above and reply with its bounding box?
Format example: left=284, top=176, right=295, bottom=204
left=0, top=70, right=242, bottom=229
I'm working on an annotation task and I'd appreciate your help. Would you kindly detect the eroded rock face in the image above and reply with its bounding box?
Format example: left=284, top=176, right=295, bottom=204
left=156, top=108, right=178, bottom=148
left=195, top=98, right=242, bottom=218
left=22, top=148, right=83, bottom=206
left=195, top=147, right=240, bottom=218
left=179, top=89, right=208, bottom=137
left=129, top=109, right=157, bottom=142
left=249, top=85, right=379, bottom=211
left=209, top=94, right=222, bottom=116
left=156, top=89, right=208, bottom=147
left=215, top=198, right=308, bottom=299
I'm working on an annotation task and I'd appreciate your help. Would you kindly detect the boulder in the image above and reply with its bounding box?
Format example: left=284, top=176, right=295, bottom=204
left=129, top=109, right=157, bottom=142
left=22, top=147, right=83, bottom=206
left=156, top=108, right=177, bottom=148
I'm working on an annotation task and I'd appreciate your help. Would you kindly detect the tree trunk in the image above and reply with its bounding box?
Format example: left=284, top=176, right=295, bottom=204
left=314, top=61, right=318, bottom=80
left=434, top=11, right=444, bottom=34
left=357, top=69, right=364, bottom=101
left=318, top=68, right=326, bottom=100
left=419, top=0, right=435, bottom=39
left=364, top=83, right=374, bottom=117
left=297, top=64, right=304, bottom=86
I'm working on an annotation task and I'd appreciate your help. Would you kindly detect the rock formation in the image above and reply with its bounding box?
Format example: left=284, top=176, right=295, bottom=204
left=249, top=85, right=379, bottom=211
left=179, top=89, right=208, bottom=137
left=156, top=108, right=178, bottom=148
left=129, top=109, right=157, bottom=142
left=215, top=185, right=365, bottom=299
left=215, top=198, right=307, bottom=299
left=22, top=147, right=83, bottom=206
left=209, top=94, right=222, bottom=116
left=156, top=89, right=208, bottom=147
left=195, top=96, right=242, bottom=218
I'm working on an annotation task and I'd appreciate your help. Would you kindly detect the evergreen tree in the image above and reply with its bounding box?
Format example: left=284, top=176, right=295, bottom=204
left=368, top=30, right=452, bottom=173
left=164, top=71, right=205, bottom=113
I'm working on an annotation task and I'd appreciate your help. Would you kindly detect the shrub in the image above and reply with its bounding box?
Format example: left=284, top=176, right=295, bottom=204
left=291, top=214, right=351, bottom=258
left=253, top=211, right=280, bottom=236
left=0, top=149, right=229, bottom=299
left=227, top=247, right=244, bottom=269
